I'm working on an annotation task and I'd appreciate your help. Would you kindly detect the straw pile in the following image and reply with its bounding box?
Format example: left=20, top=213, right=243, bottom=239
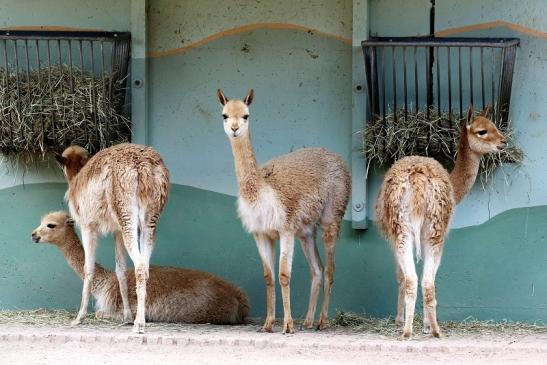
left=363, top=107, right=523, bottom=186
left=330, top=311, right=547, bottom=337
left=0, top=65, right=130, bottom=164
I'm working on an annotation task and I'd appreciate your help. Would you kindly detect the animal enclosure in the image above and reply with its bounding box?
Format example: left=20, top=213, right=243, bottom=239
left=0, top=30, right=131, bottom=160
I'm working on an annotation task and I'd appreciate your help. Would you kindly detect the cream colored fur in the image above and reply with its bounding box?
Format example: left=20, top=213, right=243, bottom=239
left=32, top=212, right=250, bottom=324
left=56, top=143, right=170, bottom=334
left=376, top=106, right=507, bottom=339
left=218, top=89, right=351, bottom=333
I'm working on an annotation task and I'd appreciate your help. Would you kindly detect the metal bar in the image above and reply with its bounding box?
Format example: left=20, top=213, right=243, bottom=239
left=391, top=46, right=397, bottom=122
left=458, top=47, right=462, bottom=119
left=436, top=47, right=440, bottom=113
left=2, top=39, right=12, bottom=142
left=90, top=40, right=98, bottom=150
left=480, top=47, right=485, bottom=110
left=447, top=46, right=452, bottom=122
left=57, top=39, right=64, bottom=119
left=13, top=40, right=21, bottom=137
left=469, top=46, right=474, bottom=107
left=498, top=46, right=516, bottom=129
left=496, top=47, right=506, bottom=125
left=68, top=40, right=74, bottom=93
left=35, top=39, right=45, bottom=149
left=363, top=46, right=375, bottom=121
left=402, top=46, right=408, bottom=121
left=381, top=47, right=386, bottom=121
left=47, top=40, right=54, bottom=139
left=491, top=48, right=495, bottom=115
left=78, top=40, right=88, bottom=144
left=362, top=37, right=520, bottom=48
left=426, top=46, right=430, bottom=119
left=0, top=30, right=131, bottom=41
left=414, top=46, right=418, bottom=113
left=101, top=40, right=108, bottom=143
left=24, top=40, right=31, bottom=103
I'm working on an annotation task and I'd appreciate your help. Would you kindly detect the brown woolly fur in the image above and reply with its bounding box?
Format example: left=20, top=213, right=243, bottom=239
left=218, top=89, right=351, bottom=334
left=58, top=143, right=170, bottom=334
left=32, top=212, right=249, bottom=324
left=376, top=106, right=506, bottom=340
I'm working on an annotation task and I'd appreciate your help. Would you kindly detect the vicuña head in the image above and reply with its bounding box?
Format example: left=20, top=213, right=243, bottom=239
left=463, top=105, right=507, bottom=155
left=55, top=145, right=89, bottom=182
left=32, top=211, right=75, bottom=246
left=217, top=89, right=254, bottom=139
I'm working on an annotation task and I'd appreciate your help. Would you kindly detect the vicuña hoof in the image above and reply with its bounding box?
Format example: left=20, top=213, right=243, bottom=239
left=282, top=319, right=295, bottom=334
left=133, top=321, right=145, bottom=334
left=399, top=330, right=412, bottom=340
left=301, top=318, right=314, bottom=330
left=70, top=318, right=83, bottom=326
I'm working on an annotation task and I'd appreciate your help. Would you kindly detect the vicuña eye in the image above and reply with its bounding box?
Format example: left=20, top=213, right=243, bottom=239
left=47, top=224, right=57, bottom=229
left=477, top=130, right=487, bottom=136
left=222, top=114, right=228, bottom=119
left=242, top=115, right=249, bottom=120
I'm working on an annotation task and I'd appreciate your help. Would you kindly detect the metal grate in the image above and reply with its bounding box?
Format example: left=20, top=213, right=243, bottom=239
left=361, top=37, right=519, bottom=129
left=0, top=30, right=131, bottom=155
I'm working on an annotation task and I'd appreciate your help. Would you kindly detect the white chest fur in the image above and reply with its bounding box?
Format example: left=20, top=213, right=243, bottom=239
left=237, top=186, right=286, bottom=233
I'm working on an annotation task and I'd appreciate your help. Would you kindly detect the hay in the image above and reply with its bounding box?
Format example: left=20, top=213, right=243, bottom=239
left=363, top=107, right=523, bottom=186
left=330, top=311, right=547, bottom=337
left=0, top=309, right=118, bottom=328
left=0, top=65, right=130, bottom=164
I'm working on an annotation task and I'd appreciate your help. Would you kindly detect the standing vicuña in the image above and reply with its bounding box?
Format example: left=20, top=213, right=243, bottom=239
left=56, top=143, right=170, bottom=333
left=217, top=89, right=351, bottom=333
left=32, top=212, right=249, bottom=324
left=376, top=106, right=506, bottom=339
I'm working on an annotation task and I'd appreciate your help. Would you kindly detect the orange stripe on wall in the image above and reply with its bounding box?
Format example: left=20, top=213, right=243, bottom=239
left=435, top=20, right=547, bottom=39
left=149, top=22, right=351, bottom=58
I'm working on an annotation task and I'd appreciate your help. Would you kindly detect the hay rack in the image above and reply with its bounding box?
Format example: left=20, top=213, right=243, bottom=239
left=361, top=36, right=520, bottom=142
left=0, top=30, right=131, bottom=159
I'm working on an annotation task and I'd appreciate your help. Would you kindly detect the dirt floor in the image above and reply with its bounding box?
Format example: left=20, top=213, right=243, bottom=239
left=1, top=310, right=547, bottom=365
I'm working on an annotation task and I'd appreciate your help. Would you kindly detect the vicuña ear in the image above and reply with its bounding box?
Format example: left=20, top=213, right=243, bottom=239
left=479, top=105, right=492, bottom=118
left=217, top=89, right=228, bottom=106
left=243, top=89, right=254, bottom=106
left=54, top=152, right=67, bottom=166
left=466, top=104, right=474, bottom=129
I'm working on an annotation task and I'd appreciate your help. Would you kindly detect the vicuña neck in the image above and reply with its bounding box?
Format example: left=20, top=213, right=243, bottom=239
left=57, top=230, right=109, bottom=291
left=230, top=133, right=262, bottom=202
left=450, top=128, right=481, bottom=205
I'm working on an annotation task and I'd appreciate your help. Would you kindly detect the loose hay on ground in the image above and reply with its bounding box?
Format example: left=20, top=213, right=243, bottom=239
left=330, top=311, right=547, bottom=337
left=362, top=107, right=523, bottom=186
left=1, top=310, right=545, bottom=337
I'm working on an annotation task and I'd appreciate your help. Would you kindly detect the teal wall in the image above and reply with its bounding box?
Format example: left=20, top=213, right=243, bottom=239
left=1, top=0, right=547, bottom=322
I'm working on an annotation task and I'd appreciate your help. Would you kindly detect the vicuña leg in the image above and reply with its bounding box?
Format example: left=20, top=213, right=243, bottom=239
left=421, top=240, right=444, bottom=338
left=395, top=264, right=405, bottom=327
left=120, top=214, right=145, bottom=334
left=395, top=235, right=418, bottom=340
left=114, top=230, right=132, bottom=323
left=72, top=226, right=98, bottom=326
left=279, top=232, right=295, bottom=334
left=317, top=222, right=340, bottom=330
left=254, top=233, right=276, bottom=332
left=298, top=229, right=323, bottom=329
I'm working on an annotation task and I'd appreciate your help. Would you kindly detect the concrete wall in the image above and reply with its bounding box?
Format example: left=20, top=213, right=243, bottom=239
left=1, top=0, right=547, bottom=322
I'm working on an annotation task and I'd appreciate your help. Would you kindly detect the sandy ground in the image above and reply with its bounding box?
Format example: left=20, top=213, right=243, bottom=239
left=1, top=313, right=547, bottom=364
